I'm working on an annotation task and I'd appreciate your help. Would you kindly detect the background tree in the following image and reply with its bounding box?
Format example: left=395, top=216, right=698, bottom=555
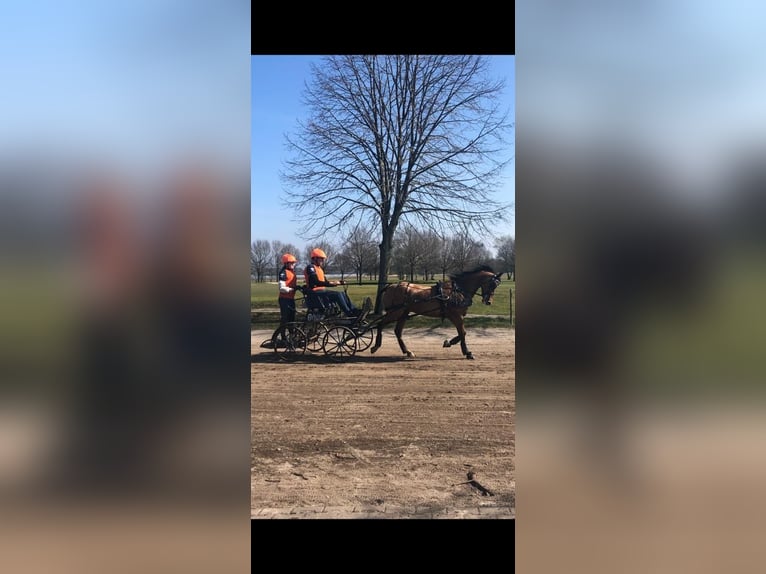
left=334, top=249, right=351, bottom=282
left=250, top=239, right=271, bottom=283
left=435, top=235, right=454, bottom=281
left=342, top=225, right=378, bottom=284
left=271, top=240, right=300, bottom=281
left=395, top=223, right=425, bottom=281
left=494, top=235, right=515, bottom=280
left=282, top=55, right=513, bottom=312
left=450, top=226, right=492, bottom=272
left=419, top=230, right=442, bottom=281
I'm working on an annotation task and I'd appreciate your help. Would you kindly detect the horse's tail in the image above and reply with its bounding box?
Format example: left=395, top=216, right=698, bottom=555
left=380, top=283, right=393, bottom=293
left=375, top=283, right=394, bottom=313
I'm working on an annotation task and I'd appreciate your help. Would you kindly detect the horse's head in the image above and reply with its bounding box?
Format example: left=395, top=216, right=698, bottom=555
left=480, top=273, right=502, bottom=305
left=451, top=266, right=502, bottom=305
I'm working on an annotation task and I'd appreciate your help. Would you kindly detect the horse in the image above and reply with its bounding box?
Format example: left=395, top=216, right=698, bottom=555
left=369, top=265, right=502, bottom=360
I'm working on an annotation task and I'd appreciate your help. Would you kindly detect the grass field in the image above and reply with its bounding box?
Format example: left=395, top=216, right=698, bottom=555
left=251, top=278, right=515, bottom=329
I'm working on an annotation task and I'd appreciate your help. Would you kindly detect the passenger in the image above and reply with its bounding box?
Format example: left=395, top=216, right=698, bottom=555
left=277, top=253, right=298, bottom=324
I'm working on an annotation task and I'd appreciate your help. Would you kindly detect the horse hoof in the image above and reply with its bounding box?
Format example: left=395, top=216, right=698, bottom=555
left=406, top=351, right=415, bottom=358
left=466, top=353, right=474, bottom=360
left=442, top=340, right=450, bottom=348
left=370, top=346, right=379, bottom=354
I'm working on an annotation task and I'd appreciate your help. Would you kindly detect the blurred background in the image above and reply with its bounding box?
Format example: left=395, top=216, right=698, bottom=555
left=6, top=0, right=766, bottom=569
left=517, top=1, right=766, bottom=572
left=0, top=1, right=250, bottom=572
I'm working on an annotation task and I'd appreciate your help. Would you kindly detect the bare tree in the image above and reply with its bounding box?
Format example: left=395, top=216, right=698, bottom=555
left=395, top=224, right=425, bottom=281
left=451, top=227, right=491, bottom=271
left=420, top=230, right=442, bottom=281
left=495, top=234, right=515, bottom=280
left=342, top=225, right=378, bottom=284
left=271, top=240, right=300, bottom=281
left=330, top=246, right=351, bottom=282
left=435, top=234, right=455, bottom=281
left=250, top=239, right=271, bottom=283
left=282, top=55, right=513, bottom=311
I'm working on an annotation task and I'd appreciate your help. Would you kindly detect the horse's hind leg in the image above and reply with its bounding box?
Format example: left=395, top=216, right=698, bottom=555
left=370, top=312, right=396, bottom=354
left=394, top=315, right=414, bottom=357
left=370, top=319, right=385, bottom=354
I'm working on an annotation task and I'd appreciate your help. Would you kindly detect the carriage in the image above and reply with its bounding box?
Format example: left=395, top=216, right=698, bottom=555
left=264, top=284, right=377, bottom=361
left=262, top=266, right=503, bottom=362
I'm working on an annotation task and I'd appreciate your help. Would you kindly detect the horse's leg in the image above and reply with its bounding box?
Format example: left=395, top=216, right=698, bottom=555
left=443, top=316, right=473, bottom=359
left=394, top=314, right=414, bottom=357
left=370, top=311, right=395, bottom=354
left=370, top=315, right=385, bottom=354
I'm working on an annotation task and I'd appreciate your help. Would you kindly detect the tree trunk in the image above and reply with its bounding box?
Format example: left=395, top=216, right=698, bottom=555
left=375, top=235, right=393, bottom=314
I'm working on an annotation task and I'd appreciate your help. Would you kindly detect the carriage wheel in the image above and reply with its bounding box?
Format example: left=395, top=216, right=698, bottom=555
left=272, top=323, right=307, bottom=361
left=322, top=325, right=357, bottom=360
left=353, top=322, right=374, bottom=352
left=303, top=322, right=329, bottom=353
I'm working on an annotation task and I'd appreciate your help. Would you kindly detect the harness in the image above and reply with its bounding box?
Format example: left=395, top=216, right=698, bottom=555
left=434, top=280, right=472, bottom=318
left=379, top=280, right=474, bottom=320
left=381, top=270, right=501, bottom=320
left=432, top=280, right=472, bottom=305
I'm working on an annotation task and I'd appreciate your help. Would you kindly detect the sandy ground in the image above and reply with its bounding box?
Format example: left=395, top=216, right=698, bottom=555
left=251, top=325, right=515, bottom=518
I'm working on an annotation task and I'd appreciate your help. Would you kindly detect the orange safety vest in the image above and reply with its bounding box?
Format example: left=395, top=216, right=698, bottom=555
left=278, top=266, right=297, bottom=299
left=304, top=264, right=328, bottom=292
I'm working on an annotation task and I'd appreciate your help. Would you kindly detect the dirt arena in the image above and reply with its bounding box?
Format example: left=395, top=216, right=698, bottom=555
left=251, top=325, right=515, bottom=519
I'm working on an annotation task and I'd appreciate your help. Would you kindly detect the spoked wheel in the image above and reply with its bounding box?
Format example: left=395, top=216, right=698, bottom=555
left=303, top=322, right=329, bottom=353
left=322, top=325, right=357, bottom=360
left=353, top=322, right=374, bottom=352
left=272, top=323, right=307, bottom=361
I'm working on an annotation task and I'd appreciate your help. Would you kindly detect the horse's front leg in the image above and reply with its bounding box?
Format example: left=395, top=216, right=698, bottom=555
left=461, top=335, right=474, bottom=360
left=443, top=319, right=473, bottom=359
left=394, top=315, right=414, bottom=357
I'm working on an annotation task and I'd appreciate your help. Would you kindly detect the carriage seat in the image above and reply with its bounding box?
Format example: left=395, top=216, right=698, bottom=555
left=304, top=290, right=338, bottom=314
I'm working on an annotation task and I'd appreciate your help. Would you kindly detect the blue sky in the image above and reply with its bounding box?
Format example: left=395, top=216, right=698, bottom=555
left=1, top=1, right=249, bottom=176
left=251, top=55, right=516, bottom=251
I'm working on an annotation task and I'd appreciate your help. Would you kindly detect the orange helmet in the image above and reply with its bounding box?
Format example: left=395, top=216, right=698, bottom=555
left=281, top=253, right=297, bottom=264
left=310, top=248, right=327, bottom=259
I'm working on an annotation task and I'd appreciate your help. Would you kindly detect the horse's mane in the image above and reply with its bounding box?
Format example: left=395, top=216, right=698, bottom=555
left=448, top=265, right=495, bottom=283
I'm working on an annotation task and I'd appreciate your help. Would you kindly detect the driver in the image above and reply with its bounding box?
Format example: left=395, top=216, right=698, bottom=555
left=304, top=248, right=361, bottom=317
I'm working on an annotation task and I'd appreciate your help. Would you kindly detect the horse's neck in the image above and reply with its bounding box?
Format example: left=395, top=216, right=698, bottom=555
left=459, top=274, right=485, bottom=296
left=437, top=274, right=483, bottom=295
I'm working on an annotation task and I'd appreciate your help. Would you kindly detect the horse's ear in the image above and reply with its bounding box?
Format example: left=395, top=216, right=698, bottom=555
left=494, top=273, right=502, bottom=281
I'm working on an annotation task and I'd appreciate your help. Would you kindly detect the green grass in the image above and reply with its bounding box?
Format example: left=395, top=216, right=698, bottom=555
left=623, top=254, right=766, bottom=393
left=251, top=278, right=515, bottom=329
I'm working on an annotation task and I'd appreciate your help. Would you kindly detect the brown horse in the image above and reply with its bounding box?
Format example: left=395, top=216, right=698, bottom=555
left=370, top=265, right=502, bottom=360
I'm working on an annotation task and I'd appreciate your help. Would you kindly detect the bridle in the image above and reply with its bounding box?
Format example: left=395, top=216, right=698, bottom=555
left=480, top=273, right=502, bottom=305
